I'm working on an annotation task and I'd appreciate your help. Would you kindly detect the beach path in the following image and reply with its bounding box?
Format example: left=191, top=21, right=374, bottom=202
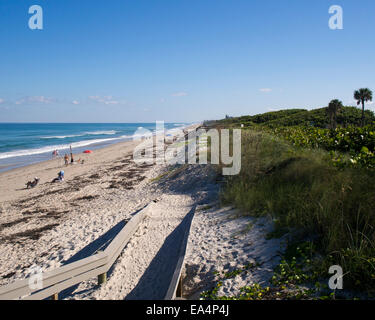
left=59, top=194, right=195, bottom=300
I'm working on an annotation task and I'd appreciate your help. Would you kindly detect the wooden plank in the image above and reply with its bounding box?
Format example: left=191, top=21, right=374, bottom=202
left=165, top=254, right=185, bottom=300
left=26, top=203, right=150, bottom=300
left=105, top=204, right=150, bottom=267
left=104, top=217, right=139, bottom=259
left=23, top=265, right=108, bottom=300
left=0, top=252, right=107, bottom=300
left=0, top=202, right=153, bottom=300
left=176, top=268, right=183, bottom=297
left=104, top=204, right=150, bottom=257
left=164, top=206, right=196, bottom=300
left=0, top=279, right=29, bottom=300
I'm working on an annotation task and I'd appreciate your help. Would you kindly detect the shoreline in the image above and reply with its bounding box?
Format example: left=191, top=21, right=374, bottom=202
left=0, top=137, right=130, bottom=174
left=0, top=138, right=140, bottom=203
left=0, top=123, right=200, bottom=203
left=0, top=122, right=198, bottom=174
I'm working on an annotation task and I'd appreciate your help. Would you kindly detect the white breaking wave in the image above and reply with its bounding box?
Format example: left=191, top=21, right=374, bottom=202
left=0, top=137, right=121, bottom=160
left=85, top=130, right=117, bottom=135
left=41, top=134, right=83, bottom=139
left=0, top=125, right=196, bottom=161
left=41, top=130, right=118, bottom=139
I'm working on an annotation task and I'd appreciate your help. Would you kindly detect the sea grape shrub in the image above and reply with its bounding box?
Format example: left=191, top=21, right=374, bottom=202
left=272, top=125, right=375, bottom=168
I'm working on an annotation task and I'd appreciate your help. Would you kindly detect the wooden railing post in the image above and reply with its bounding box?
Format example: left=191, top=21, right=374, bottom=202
left=164, top=206, right=196, bottom=300
left=98, top=272, right=107, bottom=285
left=51, top=293, right=58, bottom=300
left=176, top=276, right=183, bottom=298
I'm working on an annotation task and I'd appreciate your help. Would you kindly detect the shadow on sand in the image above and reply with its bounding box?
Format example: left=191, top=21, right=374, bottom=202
left=56, top=204, right=150, bottom=299
left=125, top=206, right=195, bottom=300
left=57, top=220, right=127, bottom=299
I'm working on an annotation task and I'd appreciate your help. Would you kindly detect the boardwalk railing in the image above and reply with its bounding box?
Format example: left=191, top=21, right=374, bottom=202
left=164, top=206, right=196, bottom=300
left=0, top=203, right=152, bottom=300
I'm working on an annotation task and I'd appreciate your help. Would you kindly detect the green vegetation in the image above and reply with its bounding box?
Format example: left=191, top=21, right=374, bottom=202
left=198, top=204, right=214, bottom=211
left=200, top=241, right=348, bottom=300
left=220, top=130, right=375, bottom=295
left=211, top=100, right=375, bottom=298
left=200, top=262, right=267, bottom=300
left=216, top=106, right=375, bottom=129
left=271, top=125, right=375, bottom=168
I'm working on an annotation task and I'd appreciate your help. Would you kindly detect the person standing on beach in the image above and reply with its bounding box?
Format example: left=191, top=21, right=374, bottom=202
left=70, top=145, right=74, bottom=164
left=64, top=154, right=69, bottom=166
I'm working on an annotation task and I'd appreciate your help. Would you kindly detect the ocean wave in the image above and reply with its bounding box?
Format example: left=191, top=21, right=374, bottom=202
left=0, top=125, right=195, bottom=160
left=85, top=130, right=118, bottom=135
left=41, top=130, right=118, bottom=139
left=41, top=134, right=83, bottom=139
left=0, top=137, right=121, bottom=160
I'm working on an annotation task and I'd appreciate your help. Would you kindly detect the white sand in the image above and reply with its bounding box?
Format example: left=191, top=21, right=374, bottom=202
left=184, top=206, right=284, bottom=299
left=0, top=139, right=164, bottom=286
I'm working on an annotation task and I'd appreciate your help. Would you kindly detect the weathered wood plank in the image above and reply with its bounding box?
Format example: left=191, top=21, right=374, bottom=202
left=0, top=252, right=107, bottom=300
left=0, top=202, right=153, bottom=300
left=164, top=206, right=196, bottom=300
left=105, top=204, right=151, bottom=267
left=23, top=265, right=108, bottom=300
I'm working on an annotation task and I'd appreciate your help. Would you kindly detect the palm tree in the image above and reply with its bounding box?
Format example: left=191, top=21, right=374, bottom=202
left=327, top=99, right=343, bottom=129
left=354, top=88, right=373, bottom=127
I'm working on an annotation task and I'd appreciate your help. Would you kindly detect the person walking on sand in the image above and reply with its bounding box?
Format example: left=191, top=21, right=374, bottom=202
left=64, top=154, right=69, bottom=166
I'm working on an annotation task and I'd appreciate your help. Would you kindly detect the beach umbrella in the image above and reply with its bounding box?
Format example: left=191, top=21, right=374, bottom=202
left=83, top=150, right=92, bottom=154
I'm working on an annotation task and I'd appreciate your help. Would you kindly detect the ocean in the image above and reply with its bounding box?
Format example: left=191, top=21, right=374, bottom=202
left=0, top=122, right=191, bottom=173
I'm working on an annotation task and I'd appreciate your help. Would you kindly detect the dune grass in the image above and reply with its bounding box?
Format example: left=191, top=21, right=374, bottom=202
left=220, top=130, right=375, bottom=294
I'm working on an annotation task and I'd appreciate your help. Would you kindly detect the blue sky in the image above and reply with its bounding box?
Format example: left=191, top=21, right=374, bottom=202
left=0, top=0, right=374, bottom=122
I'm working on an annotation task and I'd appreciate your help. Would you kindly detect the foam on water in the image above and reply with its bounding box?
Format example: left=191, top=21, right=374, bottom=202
left=41, top=130, right=118, bottom=139
left=0, top=137, right=122, bottom=160
left=0, top=122, right=195, bottom=172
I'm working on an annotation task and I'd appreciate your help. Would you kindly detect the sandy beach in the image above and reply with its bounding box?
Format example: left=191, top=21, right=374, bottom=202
left=0, top=128, right=283, bottom=299
left=0, top=138, right=156, bottom=285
